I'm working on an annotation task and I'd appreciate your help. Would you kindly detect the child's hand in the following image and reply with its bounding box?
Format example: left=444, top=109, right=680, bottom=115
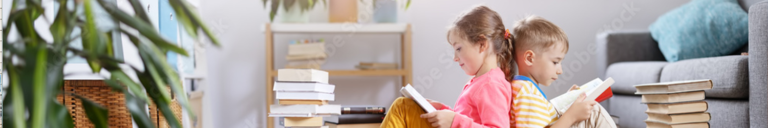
left=421, top=110, right=455, bottom=128
left=563, top=93, right=597, bottom=122
left=568, top=84, right=580, bottom=92
left=426, top=99, right=444, bottom=110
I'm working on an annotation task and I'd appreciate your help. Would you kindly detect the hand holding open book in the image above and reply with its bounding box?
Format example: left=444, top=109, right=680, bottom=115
left=550, top=77, right=614, bottom=113
left=562, top=93, right=598, bottom=122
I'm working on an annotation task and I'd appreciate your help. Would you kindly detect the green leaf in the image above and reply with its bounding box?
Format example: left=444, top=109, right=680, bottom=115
left=110, top=70, right=150, bottom=102
left=45, top=100, right=75, bottom=128
left=100, top=78, right=155, bottom=128
left=50, top=0, right=69, bottom=44
left=168, top=0, right=198, bottom=39
left=31, top=44, right=49, bottom=128
left=140, top=38, right=196, bottom=119
left=283, top=0, right=295, bottom=12
left=299, top=0, right=308, bottom=12
left=126, top=0, right=152, bottom=24
left=405, top=0, right=412, bottom=10
left=83, top=0, right=103, bottom=73
left=95, top=0, right=189, bottom=56
left=4, top=66, right=27, bottom=128
left=124, top=92, right=156, bottom=128
left=136, top=68, right=180, bottom=128
left=269, top=0, right=280, bottom=22
left=170, top=0, right=220, bottom=46
left=75, top=95, right=109, bottom=128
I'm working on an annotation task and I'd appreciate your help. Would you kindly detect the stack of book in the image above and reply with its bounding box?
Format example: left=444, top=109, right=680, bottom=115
left=286, top=40, right=326, bottom=69
left=324, top=106, right=387, bottom=128
left=270, top=69, right=340, bottom=128
left=635, top=79, right=713, bottom=128
left=355, top=62, right=397, bottom=70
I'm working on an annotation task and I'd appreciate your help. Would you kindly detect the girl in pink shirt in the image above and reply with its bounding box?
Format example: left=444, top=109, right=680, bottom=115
left=380, top=5, right=516, bottom=128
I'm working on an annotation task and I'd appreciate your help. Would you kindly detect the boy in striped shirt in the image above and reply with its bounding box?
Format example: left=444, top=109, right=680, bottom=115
left=509, top=16, right=616, bottom=128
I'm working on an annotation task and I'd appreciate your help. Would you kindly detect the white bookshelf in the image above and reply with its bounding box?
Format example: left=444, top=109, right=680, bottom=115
left=263, top=23, right=412, bottom=128
left=267, top=23, right=409, bottom=33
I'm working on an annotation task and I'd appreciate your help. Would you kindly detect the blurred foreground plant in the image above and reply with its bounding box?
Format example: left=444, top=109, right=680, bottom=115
left=2, top=0, right=219, bottom=127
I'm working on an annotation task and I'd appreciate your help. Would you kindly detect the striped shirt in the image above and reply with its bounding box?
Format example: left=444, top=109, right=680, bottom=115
left=510, top=75, right=558, bottom=128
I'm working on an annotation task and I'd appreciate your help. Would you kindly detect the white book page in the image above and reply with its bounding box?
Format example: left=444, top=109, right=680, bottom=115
left=401, top=84, right=437, bottom=113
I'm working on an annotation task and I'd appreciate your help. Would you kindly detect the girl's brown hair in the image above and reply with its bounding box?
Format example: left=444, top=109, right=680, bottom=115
left=447, top=5, right=516, bottom=82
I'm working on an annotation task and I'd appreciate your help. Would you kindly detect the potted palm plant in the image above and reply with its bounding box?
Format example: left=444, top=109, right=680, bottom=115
left=263, top=0, right=324, bottom=23
left=2, top=0, right=219, bottom=127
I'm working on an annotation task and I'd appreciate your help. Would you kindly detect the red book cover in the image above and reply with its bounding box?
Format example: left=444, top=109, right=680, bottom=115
left=595, top=87, right=613, bottom=103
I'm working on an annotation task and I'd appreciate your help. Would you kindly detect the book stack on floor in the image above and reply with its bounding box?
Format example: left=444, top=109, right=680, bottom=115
left=270, top=69, right=340, bottom=128
left=635, top=79, right=713, bottom=128
left=324, top=106, right=386, bottom=128
left=286, top=39, right=326, bottom=69
left=355, top=62, right=398, bottom=70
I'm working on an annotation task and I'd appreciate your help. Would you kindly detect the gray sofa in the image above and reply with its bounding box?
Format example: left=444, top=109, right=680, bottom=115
left=596, top=0, right=768, bottom=127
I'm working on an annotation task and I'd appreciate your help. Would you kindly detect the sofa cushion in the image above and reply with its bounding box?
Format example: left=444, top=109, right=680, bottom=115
left=605, top=62, right=667, bottom=95
left=606, top=95, right=748, bottom=128
left=660, top=55, right=749, bottom=99
left=649, top=0, right=749, bottom=62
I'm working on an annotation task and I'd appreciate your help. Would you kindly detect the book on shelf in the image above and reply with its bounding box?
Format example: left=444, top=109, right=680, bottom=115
left=400, top=84, right=436, bottom=113
left=324, top=114, right=386, bottom=124
left=355, top=62, right=398, bottom=70
left=274, top=82, right=335, bottom=93
left=325, top=123, right=381, bottom=128
left=283, top=117, right=325, bottom=127
left=646, top=101, right=708, bottom=114
left=270, top=104, right=341, bottom=115
left=645, top=121, right=709, bottom=128
left=279, top=100, right=329, bottom=105
left=550, top=77, right=614, bottom=112
left=288, top=43, right=326, bottom=55
left=646, top=112, right=710, bottom=124
left=287, top=54, right=328, bottom=61
left=341, top=106, right=386, bottom=114
left=287, top=59, right=326, bottom=65
left=277, top=69, right=329, bottom=83
left=287, top=59, right=326, bottom=68
left=642, top=91, right=705, bottom=103
left=285, top=64, right=323, bottom=69
left=269, top=113, right=319, bottom=117
left=275, top=92, right=335, bottom=101
left=634, top=79, right=712, bottom=94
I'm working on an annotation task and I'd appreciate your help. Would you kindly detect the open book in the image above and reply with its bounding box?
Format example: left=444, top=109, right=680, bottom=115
left=400, top=84, right=437, bottom=113
left=549, top=77, right=614, bottom=112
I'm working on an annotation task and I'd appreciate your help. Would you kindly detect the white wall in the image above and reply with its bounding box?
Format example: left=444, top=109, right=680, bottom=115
left=199, top=0, right=690, bottom=128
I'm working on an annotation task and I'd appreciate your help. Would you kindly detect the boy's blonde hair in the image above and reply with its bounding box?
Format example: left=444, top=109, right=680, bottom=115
left=512, top=15, right=569, bottom=54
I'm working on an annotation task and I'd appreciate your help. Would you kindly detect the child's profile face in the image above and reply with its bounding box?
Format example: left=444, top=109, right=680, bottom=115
left=530, top=43, right=566, bottom=86
left=449, top=31, right=486, bottom=76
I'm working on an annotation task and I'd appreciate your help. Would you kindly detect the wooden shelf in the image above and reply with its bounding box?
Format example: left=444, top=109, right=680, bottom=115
left=269, top=69, right=408, bottom=76
left=264, top=23, right=412, bottom=128
left=268, top=23, right=408, bottom=33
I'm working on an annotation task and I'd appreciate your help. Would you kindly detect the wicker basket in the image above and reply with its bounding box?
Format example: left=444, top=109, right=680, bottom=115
left=62, top=80, right=132, bottom=128
left=61, top=80, right=183, bottom=128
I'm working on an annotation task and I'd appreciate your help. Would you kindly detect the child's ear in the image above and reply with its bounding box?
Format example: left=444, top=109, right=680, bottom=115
left=476, top=35, right=489, bottom=53
left=524, top=50, right=535, bottom=66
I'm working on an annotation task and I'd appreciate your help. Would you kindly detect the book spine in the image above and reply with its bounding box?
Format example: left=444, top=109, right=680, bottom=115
left=341, top=107, right=386, bottom=114
left=337, top=114, right=386, bottom=124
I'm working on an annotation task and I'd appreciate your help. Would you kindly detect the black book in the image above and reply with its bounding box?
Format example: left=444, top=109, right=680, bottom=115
left=341, top=106, right=386, bottom=114
left=325, top=114, right=386, bottom=124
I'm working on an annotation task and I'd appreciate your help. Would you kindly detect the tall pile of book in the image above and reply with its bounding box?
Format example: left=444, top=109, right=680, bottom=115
left=270, top=69, right=340, bottom=128
left=635, top=79, right=713, bottom=128
left=286, top=39, right=326, bottom=69
left=324, top=106, right=387, bottom=128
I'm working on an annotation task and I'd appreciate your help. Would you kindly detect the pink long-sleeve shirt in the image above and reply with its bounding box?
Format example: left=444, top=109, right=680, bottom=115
left=434, top=67, right=512, bottom=128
